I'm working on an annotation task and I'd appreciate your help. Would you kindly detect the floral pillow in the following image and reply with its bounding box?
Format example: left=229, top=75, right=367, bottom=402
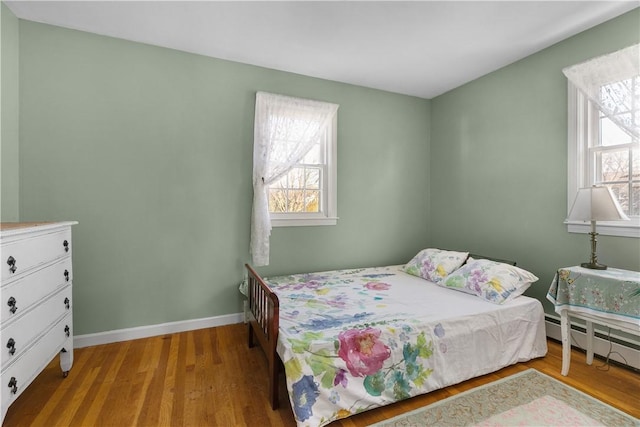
left=404, top=248, right=469, bottom=284
left=441, top=258, right=538, bottom=304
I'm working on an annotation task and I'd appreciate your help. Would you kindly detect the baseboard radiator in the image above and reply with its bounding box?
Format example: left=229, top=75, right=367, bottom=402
left=545, top=314, right=640, bottom=371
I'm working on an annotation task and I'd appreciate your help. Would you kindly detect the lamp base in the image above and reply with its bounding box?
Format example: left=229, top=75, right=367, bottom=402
left=580, top=261, right=607, bottom=270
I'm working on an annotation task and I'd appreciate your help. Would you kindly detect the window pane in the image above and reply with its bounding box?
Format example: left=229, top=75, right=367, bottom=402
left=288, top=168, right=305, bottom=189
left=305, top=167, right=321, bottom=189
left=269, top=189, right=288, bottom=212
left=273, top=174, right=288, bottom=189
left=608, top=182, right=640, bottom=217
left=632, top=182, right=640, bottom=217
left=268, top=189, right=322, bottom=214
left=305, top=191, right=320, bottom=212
left=600, top=116, right=632, bottom=146
left=633, top=148, right=639, bottom=180
left=608, top=183, right=629, bottom=215
left=598, top=149, right=629, bottom=183
left=268, top=166, right=323, bottom=213
left=286, top=190, right=306, bottom=212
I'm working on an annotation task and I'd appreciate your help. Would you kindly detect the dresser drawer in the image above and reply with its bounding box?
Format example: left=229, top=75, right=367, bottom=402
left=1, top=258, right=72, bottom=324
left=1, top=315, right=72, bottom=411
left=1, top=286, right=72, bottom=369
left=1, top=228, right=72, bottom=283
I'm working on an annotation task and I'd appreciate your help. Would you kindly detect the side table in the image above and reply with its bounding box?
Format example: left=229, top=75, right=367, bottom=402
left=547, top=266, right=640, bottom=376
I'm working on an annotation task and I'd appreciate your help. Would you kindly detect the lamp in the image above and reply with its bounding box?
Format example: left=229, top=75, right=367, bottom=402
left=567, top=185, right=629, bottom=270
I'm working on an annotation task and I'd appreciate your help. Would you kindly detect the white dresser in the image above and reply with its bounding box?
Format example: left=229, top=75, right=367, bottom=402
left=0, top=221, right=77, bottom=423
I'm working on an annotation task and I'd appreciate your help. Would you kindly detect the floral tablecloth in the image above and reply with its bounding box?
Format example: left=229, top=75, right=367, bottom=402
left=547, top=266, right=640, bottom=325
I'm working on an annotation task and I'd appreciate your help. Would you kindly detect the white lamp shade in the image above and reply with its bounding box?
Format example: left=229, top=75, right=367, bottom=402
left=567, top=186, right=630, bottom=222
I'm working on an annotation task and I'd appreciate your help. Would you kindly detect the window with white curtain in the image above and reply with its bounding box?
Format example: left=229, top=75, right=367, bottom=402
left=267, top=114, right=337, bottom=226
left=251, top=92, right=339, bottom=266
left=564, top=44, right=639, bottom=238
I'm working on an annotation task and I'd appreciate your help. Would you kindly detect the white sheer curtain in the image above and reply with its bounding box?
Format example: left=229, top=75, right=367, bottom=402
left=251, top=92, right=339, bottom=266
left=563, top=43, right=639, bottom=139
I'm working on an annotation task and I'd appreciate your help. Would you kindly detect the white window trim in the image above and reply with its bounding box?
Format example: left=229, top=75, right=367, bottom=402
left=566, top=83, right=640, bottom=238
left=271, top=114, right=338, bottom=227
left=271, top=215, right=338, bottom=227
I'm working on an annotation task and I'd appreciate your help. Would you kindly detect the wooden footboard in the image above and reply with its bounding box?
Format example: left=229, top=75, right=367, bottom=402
left=245, top=264, right=280, bottom=409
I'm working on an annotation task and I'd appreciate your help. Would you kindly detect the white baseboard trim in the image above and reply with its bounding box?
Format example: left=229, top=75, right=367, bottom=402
left=74, top=312, right=640, bottom=370
left=74, top=312, right=244, bottom=348
left=545, top=315, right=640, bottom=370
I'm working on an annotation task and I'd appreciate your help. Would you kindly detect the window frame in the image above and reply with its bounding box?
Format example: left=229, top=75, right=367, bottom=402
left=270, top=114, right=338, bottom=227
left=566, top=83, right=640, bottom=238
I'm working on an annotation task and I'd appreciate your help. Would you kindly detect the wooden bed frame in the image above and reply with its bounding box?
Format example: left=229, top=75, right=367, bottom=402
left=245, top=264, right=281, bottom=409
left=244, top=254, right=516, bottom=411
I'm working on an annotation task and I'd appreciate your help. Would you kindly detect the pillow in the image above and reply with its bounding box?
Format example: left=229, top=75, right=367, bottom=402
left=404, top=248, right=469, bottom=284
left=441, top=258, right=538, bottom=304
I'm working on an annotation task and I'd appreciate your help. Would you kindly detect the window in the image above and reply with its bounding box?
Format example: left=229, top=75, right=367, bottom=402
left=268, top=114, right=337, bottom=227
left=593, top=78, right=639, bottom=217
left=565, top=44, right=640, bottom=238
left=250, top=92, right=339, bottom=266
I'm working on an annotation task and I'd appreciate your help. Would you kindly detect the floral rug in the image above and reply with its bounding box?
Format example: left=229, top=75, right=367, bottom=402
left=369, top=369, right=638, bottom=427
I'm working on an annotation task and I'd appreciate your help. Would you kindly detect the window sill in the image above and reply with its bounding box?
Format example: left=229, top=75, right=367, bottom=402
left=566, top=220, right=640, bottom=238
left=272, top=217, right=338, bottom=227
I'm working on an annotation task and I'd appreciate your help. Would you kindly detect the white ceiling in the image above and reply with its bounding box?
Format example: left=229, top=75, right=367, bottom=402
left=5, top=1, right=639, bottom=99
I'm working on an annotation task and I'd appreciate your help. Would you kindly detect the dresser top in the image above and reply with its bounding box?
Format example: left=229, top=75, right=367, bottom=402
left=1, top=221, right=77, bottom=236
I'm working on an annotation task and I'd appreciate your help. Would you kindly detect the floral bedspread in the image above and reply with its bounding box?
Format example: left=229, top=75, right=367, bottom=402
left=265, top=265, right=547, bottom=427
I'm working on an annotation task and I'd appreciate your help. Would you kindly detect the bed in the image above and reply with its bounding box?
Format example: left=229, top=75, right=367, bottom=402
left=245, top=249, right=548, bottom=427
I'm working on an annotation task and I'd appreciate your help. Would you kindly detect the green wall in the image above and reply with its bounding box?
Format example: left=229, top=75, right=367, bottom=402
left=17, top=21, right=431, bottom=335
left=9, top=8, right=640, bottom=335
left=1, top=3, right=19, bottom=221
left=430, top=9, right=640, bottom=315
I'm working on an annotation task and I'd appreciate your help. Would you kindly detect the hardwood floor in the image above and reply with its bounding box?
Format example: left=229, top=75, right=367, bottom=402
left=4, top=323, right=639, bottom=426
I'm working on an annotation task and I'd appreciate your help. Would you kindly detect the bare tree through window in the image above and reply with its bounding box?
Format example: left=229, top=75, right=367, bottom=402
left=595, top=77, right=639, bottom=216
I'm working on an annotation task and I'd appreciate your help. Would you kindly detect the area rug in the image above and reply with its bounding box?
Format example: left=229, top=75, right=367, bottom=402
left=369, top=369, right=638, bottom=427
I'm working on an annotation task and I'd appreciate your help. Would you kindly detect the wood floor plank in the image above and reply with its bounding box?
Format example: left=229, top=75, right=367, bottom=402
left=87, top=341, right=133, bottom=426
left=182, top=332, right=197, bottom=427
left=128, top=338, right=163, bottom=426
left=3, top=323, right=638, bottom=427
left=136, top=335, right=172, bottom=426
left=68, top=346, right=121, bottom=426
left=171, top=333, right=187, bottom=427
left=29, top=343, right=95, bottom=426
left=109, top=339, right=148, bottom=426
left=52, top=365, right=100, bottom=427
left=200, top=328, right=218, bottom=426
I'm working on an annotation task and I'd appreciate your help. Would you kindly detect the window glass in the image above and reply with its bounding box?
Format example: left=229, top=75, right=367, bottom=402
left=592, top=77, right=639, bottom=218
left=266, top=116, right=337, bottom=227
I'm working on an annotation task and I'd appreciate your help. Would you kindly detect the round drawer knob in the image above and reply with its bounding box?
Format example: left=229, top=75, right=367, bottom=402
left=64, top=325, right=70, bottom=338
left=64, top=297, right=70, bottom=310
left=64, top=270, right=70, bottom=282
left=63, top=240, right=69, bottom=253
